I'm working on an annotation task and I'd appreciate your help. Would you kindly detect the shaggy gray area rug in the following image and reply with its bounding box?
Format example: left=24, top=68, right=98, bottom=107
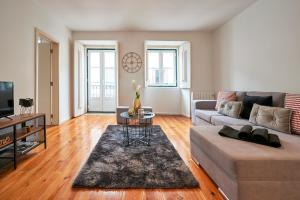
left=72, top=125, right=199, bottom=189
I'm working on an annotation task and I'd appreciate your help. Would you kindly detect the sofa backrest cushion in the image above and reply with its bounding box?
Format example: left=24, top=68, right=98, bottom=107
left=249, top=104, right=292, bottom=134
left=246, top=92, right=286, bottom=107
left=235, top=91, right=246, bottom=101
left=285, top=93, right=300, bottom=135
left=240, top=95, right=273, bottom=119
left=235, top=91, right=286, bottom=107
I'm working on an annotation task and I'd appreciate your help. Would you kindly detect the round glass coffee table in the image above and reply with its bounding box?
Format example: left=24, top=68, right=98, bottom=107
left=120, top=111, right=155, bottom=146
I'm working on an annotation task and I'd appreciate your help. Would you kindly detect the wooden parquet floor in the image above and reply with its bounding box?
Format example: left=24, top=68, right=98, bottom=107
left=0, top=114, right=224, bottom=200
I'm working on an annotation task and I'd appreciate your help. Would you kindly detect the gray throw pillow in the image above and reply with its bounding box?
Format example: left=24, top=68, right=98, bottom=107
left=218, top=101, right=243, bottom=118
left=249, top=104, right=292, bottom=133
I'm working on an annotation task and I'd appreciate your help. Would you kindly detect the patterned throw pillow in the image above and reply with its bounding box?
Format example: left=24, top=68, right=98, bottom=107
left=249, top=104, right=292, bottom=134
left=215, top=91, right=237, bottom=110
left=285, top=93, right=300, bottom=135
left=218, top=101, right=243, bottom=118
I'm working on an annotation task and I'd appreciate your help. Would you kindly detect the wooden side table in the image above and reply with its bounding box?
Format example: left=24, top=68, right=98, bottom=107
left=0, top=114, right=46, bottom=169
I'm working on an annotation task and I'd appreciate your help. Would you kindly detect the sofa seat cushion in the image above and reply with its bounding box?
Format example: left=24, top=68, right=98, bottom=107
left=190, top=126, right=300, bottom=180
left=195, top=109, right=221, bottom=122
left=211, top=115, right=251, bottom=126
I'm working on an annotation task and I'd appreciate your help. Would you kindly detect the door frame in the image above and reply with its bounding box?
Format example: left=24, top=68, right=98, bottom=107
left=34, top=28, right=59, bottom=125
left=86, top=48, right=117, bottom=113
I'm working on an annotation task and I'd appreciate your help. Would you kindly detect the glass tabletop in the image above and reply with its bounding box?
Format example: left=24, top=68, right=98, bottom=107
left=120, top=111, right=155, bottom=120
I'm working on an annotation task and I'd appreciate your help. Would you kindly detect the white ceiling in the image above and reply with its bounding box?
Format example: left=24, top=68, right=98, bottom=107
left=145, top=40, right=186, bottom=46
left=37, top=0, right=257, bottom=31
left=78, top=40, right=118, bottom=46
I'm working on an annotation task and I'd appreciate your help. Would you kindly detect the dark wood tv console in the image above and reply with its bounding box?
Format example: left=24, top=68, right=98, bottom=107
left=0, top=114, right=46, bottom=169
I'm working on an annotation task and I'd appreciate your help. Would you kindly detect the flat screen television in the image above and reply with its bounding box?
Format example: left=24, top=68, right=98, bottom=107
left=0, top=81, right=14, bottom=118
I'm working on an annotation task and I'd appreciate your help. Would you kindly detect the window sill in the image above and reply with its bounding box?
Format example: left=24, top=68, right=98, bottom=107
left=145, top=85, right=178, bottom=88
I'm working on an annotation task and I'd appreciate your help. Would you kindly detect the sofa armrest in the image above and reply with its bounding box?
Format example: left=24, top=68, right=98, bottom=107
left=191, top=100, right=217, bottom=123
left=193, top=100, right=217, bottom=110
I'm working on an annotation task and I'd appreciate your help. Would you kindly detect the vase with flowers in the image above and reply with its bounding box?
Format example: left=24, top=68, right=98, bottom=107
left=128, top=80, right=141, bottom=116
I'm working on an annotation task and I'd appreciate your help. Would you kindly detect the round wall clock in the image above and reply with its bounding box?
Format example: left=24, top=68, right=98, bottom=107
left=122, top=52, right=142, bottom=73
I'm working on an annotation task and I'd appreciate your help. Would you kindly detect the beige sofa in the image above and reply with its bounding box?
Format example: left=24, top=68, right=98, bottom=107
left=191, top=91, right=286, bottom=126
left=190, top=91, right=300, bottom=200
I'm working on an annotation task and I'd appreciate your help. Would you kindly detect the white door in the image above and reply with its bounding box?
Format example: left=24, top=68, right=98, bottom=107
left=87, top=49, right=116, bottom=112
left=38, top=42, right=52, bottom=125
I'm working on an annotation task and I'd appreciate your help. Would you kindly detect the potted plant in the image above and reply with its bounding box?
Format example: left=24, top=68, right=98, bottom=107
left=128, top=80, right=141, bottom=116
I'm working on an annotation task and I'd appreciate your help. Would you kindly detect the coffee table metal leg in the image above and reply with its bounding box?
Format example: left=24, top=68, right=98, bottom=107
left=120, top=113, right=155, bottom=147
left=150, top=119, right=153, bottom=145
left=126, top=119, right=130, bottom=146
left=122, top=119, right=125, bottom=137
left=150, top=126, right=152, bottom=145
left=146, top=119, right=150, bottom=146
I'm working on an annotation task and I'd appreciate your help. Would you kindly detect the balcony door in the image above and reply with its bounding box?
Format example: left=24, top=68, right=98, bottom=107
left=87, top=49, right=116, bottom=112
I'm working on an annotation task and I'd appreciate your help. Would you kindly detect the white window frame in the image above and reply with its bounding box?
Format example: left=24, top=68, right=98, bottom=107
left=145, top=49, right=178, bottom=87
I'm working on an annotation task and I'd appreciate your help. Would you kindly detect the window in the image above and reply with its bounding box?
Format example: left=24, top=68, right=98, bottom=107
left=146, top=49, right=177, bottom=87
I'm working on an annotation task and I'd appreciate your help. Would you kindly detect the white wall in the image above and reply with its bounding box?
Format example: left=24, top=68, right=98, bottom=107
left=0, top=0, right=72, bottom=123
left=73, top=41, right=86, bottom=117
left=213, top=0, right=300, bottom=94
left=73, top=31, right=213, bottom=114
left=180, top=89, right=190, bottom=117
